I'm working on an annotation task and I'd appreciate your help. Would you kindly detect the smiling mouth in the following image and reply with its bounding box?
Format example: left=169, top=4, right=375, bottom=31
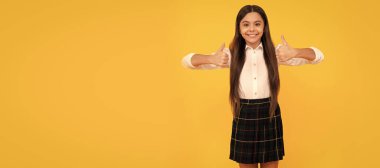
left=247, top=34, right=258, bottom=37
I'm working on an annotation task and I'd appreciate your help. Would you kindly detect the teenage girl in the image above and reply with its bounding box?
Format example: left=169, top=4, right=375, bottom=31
left=181, top=5, right=324, bottom=168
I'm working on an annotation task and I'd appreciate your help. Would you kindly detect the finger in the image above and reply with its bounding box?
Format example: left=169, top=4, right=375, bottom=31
left=275, top=44, right=282, bottom=51
left=281, top=35, right=288, bottom=46
left=275, top=49, right=280, bottom=55
left=216, top=43, right=225, bottom=52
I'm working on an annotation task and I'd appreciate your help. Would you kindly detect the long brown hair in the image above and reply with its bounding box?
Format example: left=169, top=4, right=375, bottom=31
left=229, top=5, right=280, bottom=120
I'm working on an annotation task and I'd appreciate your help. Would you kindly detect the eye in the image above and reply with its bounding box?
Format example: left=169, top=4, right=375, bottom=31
left=255, top=23, right=261, bottom=26
left=243, top=23, right=249, bottom=27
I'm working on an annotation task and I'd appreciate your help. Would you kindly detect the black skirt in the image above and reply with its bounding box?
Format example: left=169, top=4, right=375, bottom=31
left=229, top=97, right=285, bottom=164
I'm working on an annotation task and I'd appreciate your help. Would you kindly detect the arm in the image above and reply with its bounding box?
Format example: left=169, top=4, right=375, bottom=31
left=181, top=44, right=231, bottom=70
left=294, top=48, right=317, bottom=61
left=277, top=46, right=324, bottom=66
left=182, top=53, right=216, bottom=69
left=190, top=54, right=214, bottom=66
left=276, top=35, right=324, bottom=66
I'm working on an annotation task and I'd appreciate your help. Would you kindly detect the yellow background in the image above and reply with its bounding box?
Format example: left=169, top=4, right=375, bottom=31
left=1, top=0, right=379, bottom=167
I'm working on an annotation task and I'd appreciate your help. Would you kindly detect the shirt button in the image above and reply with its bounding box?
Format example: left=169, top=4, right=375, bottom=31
left=254, top=77, right=256, bottom=80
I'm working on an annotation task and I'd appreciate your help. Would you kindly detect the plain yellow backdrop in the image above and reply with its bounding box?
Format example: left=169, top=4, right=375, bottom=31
left=1, top=0, right=379, bottom=167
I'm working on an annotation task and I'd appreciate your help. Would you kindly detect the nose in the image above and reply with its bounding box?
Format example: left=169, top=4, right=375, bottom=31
left=249, top=25, right=255, bottom=31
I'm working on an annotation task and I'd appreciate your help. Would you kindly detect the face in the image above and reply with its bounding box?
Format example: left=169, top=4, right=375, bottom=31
left=239, top=12, right=265, bottom=49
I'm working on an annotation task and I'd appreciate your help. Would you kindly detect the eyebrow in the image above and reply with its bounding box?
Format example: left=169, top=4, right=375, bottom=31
left=241, top=20, right=262, bottom=23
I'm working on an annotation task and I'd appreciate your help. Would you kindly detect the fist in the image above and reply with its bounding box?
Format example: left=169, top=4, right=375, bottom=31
left=210, top=43, right=229, bottom=66
left=276, top=35, right=297, bottom=62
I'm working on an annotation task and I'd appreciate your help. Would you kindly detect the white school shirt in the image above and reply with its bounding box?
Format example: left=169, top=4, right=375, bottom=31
left=181, top=42, right=324, bottom=99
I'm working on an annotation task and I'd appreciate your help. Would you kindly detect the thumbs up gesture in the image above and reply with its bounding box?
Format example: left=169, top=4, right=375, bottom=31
left=276, top=35, right=297, bottom=62
left=210, top=43, right=229, bottom=66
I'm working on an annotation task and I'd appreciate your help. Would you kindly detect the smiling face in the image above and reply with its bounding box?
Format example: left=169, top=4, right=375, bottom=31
left=239, top=12, right=265, bottom=49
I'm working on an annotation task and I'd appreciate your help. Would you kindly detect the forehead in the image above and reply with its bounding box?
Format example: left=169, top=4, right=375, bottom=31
left=241, top=12, right=263, bottom=23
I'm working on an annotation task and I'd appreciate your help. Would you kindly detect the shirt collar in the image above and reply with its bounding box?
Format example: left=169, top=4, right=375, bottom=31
left=245, top=42, right=263, bottom=51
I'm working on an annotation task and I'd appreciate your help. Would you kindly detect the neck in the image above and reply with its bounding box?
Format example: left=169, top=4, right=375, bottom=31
left=246, top=41, right=260, bottom=49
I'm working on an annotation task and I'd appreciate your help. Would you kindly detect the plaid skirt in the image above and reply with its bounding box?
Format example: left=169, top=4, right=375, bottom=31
left=229, top=97, right=285, bottom=164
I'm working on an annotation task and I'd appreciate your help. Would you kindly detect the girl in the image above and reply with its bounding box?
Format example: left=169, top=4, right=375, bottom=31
left=181, top=5, right=324, bottom=168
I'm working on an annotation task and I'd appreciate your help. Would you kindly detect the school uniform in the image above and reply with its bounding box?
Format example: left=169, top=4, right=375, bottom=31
left=181, top=43, right=324, bottom=164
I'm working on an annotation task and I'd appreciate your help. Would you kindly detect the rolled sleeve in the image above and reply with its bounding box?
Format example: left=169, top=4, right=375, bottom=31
left=181, top=53, right=196, bottom=69
left=309, top=47, right=324, bottom=64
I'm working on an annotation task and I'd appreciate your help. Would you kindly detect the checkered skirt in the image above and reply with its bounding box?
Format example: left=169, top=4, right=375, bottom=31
left=229, top=97, right=285, bottom=164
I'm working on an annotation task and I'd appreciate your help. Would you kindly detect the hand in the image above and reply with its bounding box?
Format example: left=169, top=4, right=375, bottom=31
left=276, top=35, right=298, bottom=62
left=210, top=43, right=229, bottom=66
